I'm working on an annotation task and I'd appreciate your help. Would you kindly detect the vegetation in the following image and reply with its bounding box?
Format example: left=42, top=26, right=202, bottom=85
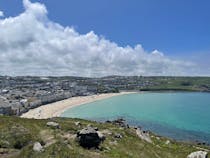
left=0, top=115, right=209, bottom=158
left=139, top=77, right=210, bottom=92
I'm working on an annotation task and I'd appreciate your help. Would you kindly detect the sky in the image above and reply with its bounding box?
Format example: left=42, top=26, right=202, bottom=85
left=0, top=0, right=209, bottom=76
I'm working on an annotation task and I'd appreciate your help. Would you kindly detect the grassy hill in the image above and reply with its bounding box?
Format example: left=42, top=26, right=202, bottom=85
left=0, top=116, right=209, bottom=158
left=139, top=77, right=210, bottom=92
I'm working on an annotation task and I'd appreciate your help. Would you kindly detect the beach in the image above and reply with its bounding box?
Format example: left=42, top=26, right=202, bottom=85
left=20, top=92, right=133, bottom=119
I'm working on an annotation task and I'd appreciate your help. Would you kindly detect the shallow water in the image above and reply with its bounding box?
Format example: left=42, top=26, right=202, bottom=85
left=61, top=92, right=210, bottom=143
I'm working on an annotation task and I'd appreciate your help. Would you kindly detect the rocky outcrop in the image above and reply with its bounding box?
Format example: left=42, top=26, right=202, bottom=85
left=114, top=133, right=123, bottom=139
left=106, top=118, right=129, bottom=128
left=187, top=151, right=208, bottom=158
left=97, top=131, right=106, bottom=141
left=136, top=128, right=152, bottom=143
left=46, top=122, right=60, bottom=129
left=165, top=140, right=170, bottom=145
left=87, top=124, right=98, bottom=131
left=77, top=127, right=105, bottom=148
left=74, top=121, right=81, bottom=126
left=33, top=142, right=43, bottom=152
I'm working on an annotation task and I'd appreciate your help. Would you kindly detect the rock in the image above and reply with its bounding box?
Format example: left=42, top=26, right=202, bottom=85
left=2, top=89, right=9, bottom=94
left=97, top=131, right=106, bottom=141
left=46, top=122, right=60, bottom=129
left=165, top=140, right=170, bottom=145
left=104, top=146, right=111, bottom=151
left=74, top=121, right=81, bottom=126
left=87, top=124, right=98, bottom=131
left=196, top=141, right=207, bottom=146
left=0, top=140, right=10, bottom=148
left=187, top=151, right=208, bottom=158
left=114, top=133, right=123, bottom=139
left=20, top=99, right=28, bottom=105
left=33, top=142, right=43, bottom=152
left=156, top=137, right=160, bottom=140
left=136, top=128, right=152, bottom=143
left=77, top=127, right=104, bottom=148
left=111, top=118, right=128, bottom=128
left=132, top=126, right=139, bottom=130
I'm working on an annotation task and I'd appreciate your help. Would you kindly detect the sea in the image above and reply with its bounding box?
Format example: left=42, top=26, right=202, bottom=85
left=61, top=92, right=210, bottom=144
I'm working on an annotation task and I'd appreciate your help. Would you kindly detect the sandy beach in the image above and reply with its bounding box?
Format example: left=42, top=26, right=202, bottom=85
left=20, top=92, right=134, bottom=119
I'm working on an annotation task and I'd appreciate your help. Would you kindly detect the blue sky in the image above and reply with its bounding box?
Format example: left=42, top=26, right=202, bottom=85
left=0, top=0, right=209, bottom=76
left=1, top=0, right=210, bottom=55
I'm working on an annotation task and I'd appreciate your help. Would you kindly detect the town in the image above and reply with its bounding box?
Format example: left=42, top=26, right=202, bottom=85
left=1, top=76, right=210, bottom=116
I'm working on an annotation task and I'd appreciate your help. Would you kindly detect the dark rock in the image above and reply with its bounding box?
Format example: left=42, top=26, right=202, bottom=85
left=196, top=140, right=208, bottom=146
left=106, top=118, right=128, bottom=128
left=77, top=127, right=104, bottom=148
left=132, top=126, right=139, bottom=130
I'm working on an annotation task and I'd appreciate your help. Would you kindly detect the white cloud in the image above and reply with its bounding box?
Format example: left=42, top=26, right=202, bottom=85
left=0, top=0, right=199, bottom=77
left=0, top=11, right=4, bottom=17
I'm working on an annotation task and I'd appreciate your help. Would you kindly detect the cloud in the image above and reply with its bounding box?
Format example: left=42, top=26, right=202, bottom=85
left=0, top=11, right=4, bottom=17
left=0, top=0, right=201, bottom=77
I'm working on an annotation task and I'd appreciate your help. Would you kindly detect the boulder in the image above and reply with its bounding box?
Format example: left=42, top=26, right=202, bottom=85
left=2, top=89, right=9, bottom=94
left=87, top=124, right=98, bottom=131
left=136, top=128, right=152, bottom=143
left=33, top=142, right=43, bottom=152
left=74, top=121, right=81, bottom=126
left=46, top=122, right=60, bottom=129
left=97, top=131, right=106, bottom=141
left=77, top=127, right=104, bottom=148
left=107, top=118, right=128, bottom=128
left=20, top=99, right=28, bottom=106
left=114, top=133, right=123, bottom=139
left=165, top=140, right=170, bottom=145
left=0, top=140, right=10, bottom=148
left=187, top=151, right=208, bottom=158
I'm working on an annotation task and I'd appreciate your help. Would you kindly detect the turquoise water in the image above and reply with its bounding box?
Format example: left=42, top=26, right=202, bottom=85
left=61, top=92, right=210, bottom=143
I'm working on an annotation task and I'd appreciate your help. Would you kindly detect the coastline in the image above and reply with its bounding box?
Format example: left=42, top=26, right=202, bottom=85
left=20, top=90, right=206, bottom=119
left=20, top=92, right=135, bottom=119
left=15, top=91, right=210, bottom=147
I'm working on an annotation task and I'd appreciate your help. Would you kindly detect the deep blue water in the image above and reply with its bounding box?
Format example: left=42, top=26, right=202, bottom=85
left=61, top=92, right=210, bottom=143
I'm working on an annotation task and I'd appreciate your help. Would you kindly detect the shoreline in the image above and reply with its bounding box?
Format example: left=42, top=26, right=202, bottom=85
left=17, top=91, right=210, bottom=146
left=20, top=90, right=207, bottom=119
left=20, top=92, right=135, bottom=119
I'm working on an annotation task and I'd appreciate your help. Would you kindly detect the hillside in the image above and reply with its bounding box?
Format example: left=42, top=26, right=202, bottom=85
left=0, top=116, right=209, bottom=158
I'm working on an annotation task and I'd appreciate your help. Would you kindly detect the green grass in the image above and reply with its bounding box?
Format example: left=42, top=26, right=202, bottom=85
left=140, top=77, right=210, bottom=92
left=0, top=116, right=209, bottom=158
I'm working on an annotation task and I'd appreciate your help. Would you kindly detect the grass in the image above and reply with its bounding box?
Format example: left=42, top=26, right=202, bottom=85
left=0, top=115, right=209, bottom=158
left=139, top=77, right=210, bottom=92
